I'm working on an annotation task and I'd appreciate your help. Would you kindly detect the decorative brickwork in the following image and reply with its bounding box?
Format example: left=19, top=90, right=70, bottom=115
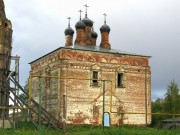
left=65, top=35, right=73, bottom=46
left=84, top=26, right=92, bottom=45
left=75, top=29, right=85, bottom=45
left=100, top=32, right=111, bottom=49
left=30, top=47, right=151, bottom=126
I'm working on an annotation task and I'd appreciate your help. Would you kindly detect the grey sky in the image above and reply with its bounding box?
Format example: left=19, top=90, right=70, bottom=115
left=4, top=0, right=180, bottom=101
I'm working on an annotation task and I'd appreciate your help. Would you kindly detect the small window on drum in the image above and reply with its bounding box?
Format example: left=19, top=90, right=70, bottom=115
left=92, top=71, right=98, bottom=86
left=5, top=23, right=8, bottom=27
left=117, top=73, right=123, bottom=87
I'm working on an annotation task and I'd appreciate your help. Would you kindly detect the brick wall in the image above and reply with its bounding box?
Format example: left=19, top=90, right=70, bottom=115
left=30, top=48, right=151, bottom=126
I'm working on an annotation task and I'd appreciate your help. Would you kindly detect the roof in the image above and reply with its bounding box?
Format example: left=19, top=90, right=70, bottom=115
left=29, top=45, right=151, bottom=64
left=162, top=117, right=180, bottom=123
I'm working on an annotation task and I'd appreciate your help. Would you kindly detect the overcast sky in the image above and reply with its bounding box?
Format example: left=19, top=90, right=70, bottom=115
left=4, top=0, right=180, bottom=101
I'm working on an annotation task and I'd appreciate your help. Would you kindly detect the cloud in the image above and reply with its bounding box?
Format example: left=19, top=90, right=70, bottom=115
left=4, top=0, right=180, bottom=100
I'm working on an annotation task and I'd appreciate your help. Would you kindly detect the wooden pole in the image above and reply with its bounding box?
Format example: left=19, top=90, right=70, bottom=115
left=38, top=78, right=42, bottom=130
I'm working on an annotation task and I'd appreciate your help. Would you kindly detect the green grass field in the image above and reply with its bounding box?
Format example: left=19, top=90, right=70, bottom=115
left=0, top=125, right=179, bottom=135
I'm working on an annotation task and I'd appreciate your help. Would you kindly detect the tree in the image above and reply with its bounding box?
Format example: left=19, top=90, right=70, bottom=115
left=151, top=80, right=180, bottom=126
left=164, top=80, right=180, bottom=114
left=19, top=79, right=29, bottom=104
left=152, top=98, right=163, bottom=113
left=151, top=98, right=164, bottom=126
left=23, top=79, right=29, bottom=93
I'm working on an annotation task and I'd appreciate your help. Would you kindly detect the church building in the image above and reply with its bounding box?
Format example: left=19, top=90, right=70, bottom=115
left=29, top=5, right=151, bottom=126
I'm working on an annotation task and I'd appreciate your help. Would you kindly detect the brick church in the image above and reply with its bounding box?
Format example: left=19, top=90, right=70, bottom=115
left=29, top=5, right=151, bottom=126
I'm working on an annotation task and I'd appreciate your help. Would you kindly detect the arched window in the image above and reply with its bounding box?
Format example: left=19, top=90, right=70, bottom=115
left=116, top=66, right=126, bottom=88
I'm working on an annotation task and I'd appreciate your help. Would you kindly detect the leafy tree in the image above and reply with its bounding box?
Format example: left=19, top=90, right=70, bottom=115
left=152, top=98, right=163, bottom=113
left=164, top=80, right=180, bottom=114
left=151, top=98, right=164, bottom=126
left=151, top=80, right=180, bottom=126
left=19, top=79, right=29, bottom=104
left=23, top=79, right=29, bottom=93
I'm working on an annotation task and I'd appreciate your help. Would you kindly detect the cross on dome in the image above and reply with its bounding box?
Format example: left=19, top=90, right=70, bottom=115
left=67, top=17, right=71, bottom=27
left=103, top=13, right=107, bottom=24
left=83, top=4, right=89, bottom=17
left=78, top=10, right=83, bottom=20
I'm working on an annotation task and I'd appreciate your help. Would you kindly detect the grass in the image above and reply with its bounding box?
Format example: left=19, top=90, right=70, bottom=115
left=0, top=121, right=179, bottom=135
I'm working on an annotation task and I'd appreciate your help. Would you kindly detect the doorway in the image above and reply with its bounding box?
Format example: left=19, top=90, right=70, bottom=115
left=104, top=113, right=110, bottom=127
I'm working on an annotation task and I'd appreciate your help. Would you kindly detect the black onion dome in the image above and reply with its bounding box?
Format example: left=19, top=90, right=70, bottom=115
left=82, top=17, right=93, bottom=27
left=64, top=27, right=74, bottom=36
left=75, top=20, right=86, bottom=29
left=92, top=31, right=98, bottom=39
left=100, top=24, right=110, bottom=33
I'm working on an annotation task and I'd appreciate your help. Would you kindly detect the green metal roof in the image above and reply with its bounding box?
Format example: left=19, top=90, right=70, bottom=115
left=29, top=45, right=151, bottom=64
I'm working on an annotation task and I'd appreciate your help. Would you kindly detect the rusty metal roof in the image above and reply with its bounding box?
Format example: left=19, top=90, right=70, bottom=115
left=29, top=45, right=151, bottom=64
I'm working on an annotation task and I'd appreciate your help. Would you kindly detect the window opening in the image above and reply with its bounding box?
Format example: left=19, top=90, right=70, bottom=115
left=117, top=73, right=123, bottom=87
left=92, top=71, right=98, bottom=86
left=5, top=23, right=8, bottom=27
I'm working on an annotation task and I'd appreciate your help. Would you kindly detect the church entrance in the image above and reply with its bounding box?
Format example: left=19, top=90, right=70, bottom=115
left=104, top=112, right=110, bottom=127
